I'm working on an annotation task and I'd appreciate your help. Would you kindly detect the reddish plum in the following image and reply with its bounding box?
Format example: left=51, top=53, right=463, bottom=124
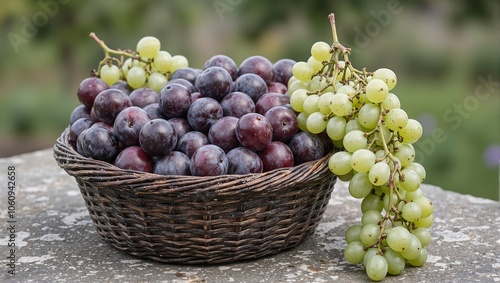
left=190, top=145, right=228, bottom=176
left=114, top=146, right=154, bottom=173
left=235, top=113, right=273, bottom=152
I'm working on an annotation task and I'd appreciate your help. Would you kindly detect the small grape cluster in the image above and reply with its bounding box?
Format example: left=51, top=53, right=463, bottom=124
left=91, top=33, right=189, bottom=92
left=288, top=14, right=433, bottom=281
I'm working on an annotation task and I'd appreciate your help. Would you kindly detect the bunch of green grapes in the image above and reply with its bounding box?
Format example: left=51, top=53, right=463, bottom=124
left=90, top=33, right=189, bottom=92
left=288, top=14, right=433, bottom=281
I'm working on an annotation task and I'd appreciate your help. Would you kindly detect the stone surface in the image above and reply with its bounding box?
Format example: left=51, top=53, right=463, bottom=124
left=0, top=148, right=499, bottom=282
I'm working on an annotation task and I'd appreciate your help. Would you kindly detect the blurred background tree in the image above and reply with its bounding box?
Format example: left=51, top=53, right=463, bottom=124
left=0, top=0, right=498, bottom=199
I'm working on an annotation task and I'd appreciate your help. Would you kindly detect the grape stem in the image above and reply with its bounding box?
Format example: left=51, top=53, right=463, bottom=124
left=89, top=32, right=149, bottom=75
left=89, top=32, right=138, bottom=59
left=327, top=14, right=367, bottom=87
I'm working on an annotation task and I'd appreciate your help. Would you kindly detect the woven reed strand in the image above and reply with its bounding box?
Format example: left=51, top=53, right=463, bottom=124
left=53, top=128, right=336, bottom=264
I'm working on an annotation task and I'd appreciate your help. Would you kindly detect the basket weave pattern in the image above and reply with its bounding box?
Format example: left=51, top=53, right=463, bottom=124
left=53, top=128, right=336, bottom=264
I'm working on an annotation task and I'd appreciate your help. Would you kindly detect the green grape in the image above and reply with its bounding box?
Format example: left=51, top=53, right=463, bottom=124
left=366, top=78, right=389, bottom=103
left=346, top=118, right=369, bottom=133
left=363, top=247, right=379, bottom=266
left=153, top=50, right=172, bottom=73
left=386, top=108, right=408, bottom=131
left=307, top=56, right=323, bottom=74
left=413, top=197, right=433, bottom=218
left=100, top=64, right=120, bottom=86
left=121, top=58, right=133, bottom=77
left=405, top=188, right=424, bottom=201
left=383, top=248, right=405, bottom=275
left=344, top=241, right=366, bottom=264
left=349, top=172, right=373, bottom=198
left=361, top=193, right=384, bottom=213
left=292, top=61, right=313, bottom=82
left=318, top=92, right=335, bottom=114
left=414, top=214, right=433, bottom=228
left=382, top=191, right=398, bottom=212
left=337, top=170, right=354, bottom=182
left=401, top=202, right=422, bottom=222
left=288, top=80, right=309, bottom=95
left=136, top=36, right=161, bottom=59
left=311, top=41, right=331, bottom=62
left=306, top=112, right=327, bottom=134
left=296, top=112, right=309, bottom=132
left=374, top=186, right=386, bottom=196
left=399, top=168, right=421, bottom=192
left=398, top=199, right=406, bottom=212
left=336, top=61, right=352, bottom=81
left=394, top=143, right=415, bottom=167
left=287, top=76, right=298, bottom=87
left=345, top=224, right=363, bottom=243
left=328, top=151, right=352, bottom=175
left=411, top=228, right=431, bottom=247
left=365, top=254, right=388, bottom=281
left=127, top=66, right=147, bottom=89
left=406, top=162, right=426, bottom=182
left=337, top=85, right=356, bottom=98
left=343, top=130, right=367, bottom=153
left=170, top=55, right=189, bottom=72
left=326, top=116, right=346, bottom=140
left=324, top=85, right=335, bottom=93
left=376, top=124, right=392, bottom=146
left=373, top=68, right=397, bottom=90
left=398, top=119, right=423, bottom=144
left=381, top=92, right=401, bottom=110
left=329, top=93, right=352, bottom=116
left=407, top=247, right=428, bottom=267
left=368, top=162, right=391, bottom=186
left=375, top=149, right=386, bottom=160
left=358, top=103, right=381, bottom=130
left=360, top=223, right=380, bottom=246
left=350, top=149, right=376, bottom=173
left=303, top=94, right=320, bottom=114
left=131, top=58, right=147, bottom=68
left=290, top=89, right=308, bottom=112
left=308, top=76, right=328, bottom=92
left=401, top=234, right=422, bottom=260
left=357, top=92, right=370, bottom=105
left=386, top=226, right=412, bottom=253
left=361, top=210, right=383, bottom=225
left=147, top=72, right=167, bottom=93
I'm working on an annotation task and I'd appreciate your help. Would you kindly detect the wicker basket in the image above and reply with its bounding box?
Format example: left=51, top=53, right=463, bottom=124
left=53, top=127, right=336, bottom=264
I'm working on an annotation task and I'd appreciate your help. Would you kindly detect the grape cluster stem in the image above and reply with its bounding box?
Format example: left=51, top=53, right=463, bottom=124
left=89, top=32, right=148, bottom=76
left=328, top=14, right=366, bottom=87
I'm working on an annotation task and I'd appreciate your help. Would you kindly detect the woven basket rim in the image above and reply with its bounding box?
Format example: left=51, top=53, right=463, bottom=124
left=53, top=127, right=334, bottom=195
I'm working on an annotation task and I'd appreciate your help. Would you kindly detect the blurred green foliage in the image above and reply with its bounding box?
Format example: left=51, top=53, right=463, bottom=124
left=0, top=0, right=498, bottom=199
